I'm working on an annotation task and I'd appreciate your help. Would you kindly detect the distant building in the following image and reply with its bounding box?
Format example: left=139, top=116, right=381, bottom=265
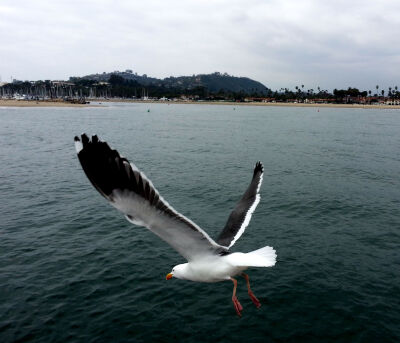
left=94, top=82, right=110, bottom=86
left=52, top=80, right=75, bottom=86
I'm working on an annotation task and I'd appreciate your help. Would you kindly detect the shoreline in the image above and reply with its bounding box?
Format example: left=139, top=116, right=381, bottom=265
left=1, top=98, right=399, bottom=109
left=100, top=99, right=400, bottom=109
left=0, top=99, right=96, bottom=108
left=159, top=101, right=400, bottom=109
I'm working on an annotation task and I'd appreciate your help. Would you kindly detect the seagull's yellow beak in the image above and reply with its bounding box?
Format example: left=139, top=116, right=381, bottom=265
left=166, top=273, right=173, bottom=280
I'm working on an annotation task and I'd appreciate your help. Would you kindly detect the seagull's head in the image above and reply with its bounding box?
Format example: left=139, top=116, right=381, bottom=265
left=166, top=263, right=188, bottom=280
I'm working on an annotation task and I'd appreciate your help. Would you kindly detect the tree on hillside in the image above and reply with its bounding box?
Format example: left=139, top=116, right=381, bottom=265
left=109, top=74, right=125, bottom=85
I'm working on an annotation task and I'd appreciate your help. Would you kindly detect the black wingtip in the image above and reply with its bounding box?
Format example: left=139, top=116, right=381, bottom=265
left=75, top=133, right=102, bottom=155
left=92, top=135, right=99, bottom=143
left=76, top=134, right=102, bottom=146
left=254, top=161, right=264, bottom=174
left=81, top=133, right=89, bottom=146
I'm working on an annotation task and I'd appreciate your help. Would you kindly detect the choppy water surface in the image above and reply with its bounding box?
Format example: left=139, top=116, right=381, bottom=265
left=0, top=103, right=399, bottom=342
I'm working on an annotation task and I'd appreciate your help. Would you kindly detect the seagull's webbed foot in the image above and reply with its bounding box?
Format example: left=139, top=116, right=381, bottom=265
left=232, top=295, right=243, bottom=316
left=248, top=290, right=261, bottom=308
left=242, top=273, right=261, bottom=308
left=230, top=277, right=243, bottom=317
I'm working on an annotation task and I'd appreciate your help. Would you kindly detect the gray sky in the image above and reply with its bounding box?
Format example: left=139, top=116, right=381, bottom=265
left=1, top=0, right=399, bottom=92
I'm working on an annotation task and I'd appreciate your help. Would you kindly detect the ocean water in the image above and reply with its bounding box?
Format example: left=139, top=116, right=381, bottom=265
left=0, top=103, right=399, bottom=343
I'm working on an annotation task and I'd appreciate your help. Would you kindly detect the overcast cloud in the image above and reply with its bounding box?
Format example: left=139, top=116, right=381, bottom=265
left=1, top=0, right=399, bottom=91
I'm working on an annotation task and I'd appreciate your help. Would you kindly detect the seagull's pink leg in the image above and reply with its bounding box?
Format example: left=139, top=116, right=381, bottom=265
left=230, top=277, right=243, bottom=316
left=242, top=273, right=261, bottom=308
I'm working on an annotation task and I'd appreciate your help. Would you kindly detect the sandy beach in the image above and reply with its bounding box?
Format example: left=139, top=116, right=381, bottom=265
left=158, top=101, right=400, bottom=109
left=98, top=99, right=400, bottom=109
left=90, top=98, right=400, bottom=109
left=1, top=98, right=399, bottom=109
left=0, top=99, right=94, bottom=107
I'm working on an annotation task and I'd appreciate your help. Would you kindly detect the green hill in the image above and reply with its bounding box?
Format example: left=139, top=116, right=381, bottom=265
left=70, top=70, right=269, bottom=96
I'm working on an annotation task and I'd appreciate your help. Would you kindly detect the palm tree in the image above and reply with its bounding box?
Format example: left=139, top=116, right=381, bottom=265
left=376, top=85, right=379, bottom=96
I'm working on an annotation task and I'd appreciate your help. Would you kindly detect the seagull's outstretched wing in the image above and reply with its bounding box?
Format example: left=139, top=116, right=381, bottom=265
left=74, top=134, right=227, bottom=261
left=216, top=162, right=264, bottom=248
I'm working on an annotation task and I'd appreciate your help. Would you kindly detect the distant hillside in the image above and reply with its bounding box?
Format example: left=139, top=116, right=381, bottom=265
left=70, top=70, right=269, bottom=95
left=163, top=73, right=269, bottom=94
left=71, top=70, right=158, bottom=86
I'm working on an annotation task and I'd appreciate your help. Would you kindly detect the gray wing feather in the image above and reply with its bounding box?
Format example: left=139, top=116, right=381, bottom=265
left=74, top=134, right=227, bottom=261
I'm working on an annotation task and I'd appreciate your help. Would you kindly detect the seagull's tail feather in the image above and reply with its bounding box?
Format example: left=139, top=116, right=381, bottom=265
left=246, top=246, right=277, bottom=267
left=228, top=246, right=277, bottom=267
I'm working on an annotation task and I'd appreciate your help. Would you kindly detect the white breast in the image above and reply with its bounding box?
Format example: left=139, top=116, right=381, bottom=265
left=183, top=256, right=248, bottom=283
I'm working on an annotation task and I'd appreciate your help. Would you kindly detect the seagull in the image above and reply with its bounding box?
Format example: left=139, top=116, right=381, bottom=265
left=74, top=134, right=277, bottom=316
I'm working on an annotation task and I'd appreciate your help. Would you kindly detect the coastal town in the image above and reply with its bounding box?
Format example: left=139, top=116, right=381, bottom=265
left=1, top=70, right=399, bottom=107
